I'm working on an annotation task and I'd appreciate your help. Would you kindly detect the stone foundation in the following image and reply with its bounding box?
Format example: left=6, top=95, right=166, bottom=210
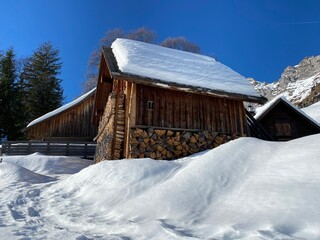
left=130, top=127, right=241, bottom=160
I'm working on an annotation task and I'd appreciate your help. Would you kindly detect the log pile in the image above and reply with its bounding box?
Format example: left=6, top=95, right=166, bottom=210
left=94, top=94, right=117, bottom=163
left=112, top=94, right=125, bottom=159
left=130, top=128, right=240, bottom=160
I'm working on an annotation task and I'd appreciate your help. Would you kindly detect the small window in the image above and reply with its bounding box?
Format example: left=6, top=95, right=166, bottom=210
left=147, top=101, right=154, bottom=111
left=275, top=122, right=292, bottom=136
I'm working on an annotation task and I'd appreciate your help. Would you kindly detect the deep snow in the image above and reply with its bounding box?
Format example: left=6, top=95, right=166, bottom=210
left=1, top=135, right=320, bottom=239
left=112, top=38, right=261, bottom=98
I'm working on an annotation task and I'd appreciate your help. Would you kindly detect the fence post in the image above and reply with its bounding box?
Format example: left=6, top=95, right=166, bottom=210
left=27, top=142, right=31, bottom=154
left=66, top=143, right=69, bottom=156
left=46, top=142, right=50, bottom=155
left=84, top=143, right=88, bottom=159
left=8, top=142, right=11, bottom=155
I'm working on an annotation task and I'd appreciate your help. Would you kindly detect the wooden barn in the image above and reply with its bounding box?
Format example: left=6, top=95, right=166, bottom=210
left=24, top=88, right=98, bottom=141
left=93, top=38, right=266, bottom=162
left=255, top=97, right=320, bottom=141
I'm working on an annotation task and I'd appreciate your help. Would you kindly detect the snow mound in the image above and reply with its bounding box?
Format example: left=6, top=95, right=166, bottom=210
left=42, top=135, right=320, bottom=239
left=2, top=153, right=92, bottom=175
left=0, top=162, right=55, bottom=185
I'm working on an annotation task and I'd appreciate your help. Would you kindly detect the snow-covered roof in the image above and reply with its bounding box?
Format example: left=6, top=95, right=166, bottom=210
left=26, top=88, right=96, bottom=128
left=302, top=101, right=320, bottom=123
left=255, top=96, right=320, bottom=128
left=110, top=38, right=263, bottom=101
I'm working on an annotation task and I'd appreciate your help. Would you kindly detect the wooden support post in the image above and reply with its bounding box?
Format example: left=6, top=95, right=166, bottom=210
left=66, top=143, right=70, bottom=156
left=84, top=143, right=88, bottom=159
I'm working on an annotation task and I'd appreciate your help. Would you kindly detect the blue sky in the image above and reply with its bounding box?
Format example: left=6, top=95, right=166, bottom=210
left=1, top=0, right=319, bottom=103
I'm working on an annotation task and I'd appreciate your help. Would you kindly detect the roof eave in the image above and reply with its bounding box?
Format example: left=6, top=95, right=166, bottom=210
left=25, top=89, right=96, bottom=131
left=111, top=71, right=267, bottom=104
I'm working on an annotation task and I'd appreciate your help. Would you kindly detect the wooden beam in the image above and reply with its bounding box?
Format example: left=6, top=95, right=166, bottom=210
left=123, top=82, right=133, bottom=158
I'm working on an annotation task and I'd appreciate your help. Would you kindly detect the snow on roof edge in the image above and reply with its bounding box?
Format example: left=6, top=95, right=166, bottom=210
left=255, top=96, right=320, bottom=128
left=26, top=88, right=96, bottom=128
left=111, top=38, right=262, bottom=99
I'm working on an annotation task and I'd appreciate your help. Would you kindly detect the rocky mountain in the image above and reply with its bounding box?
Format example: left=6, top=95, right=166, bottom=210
left=249, top=55, right=320, bottom=108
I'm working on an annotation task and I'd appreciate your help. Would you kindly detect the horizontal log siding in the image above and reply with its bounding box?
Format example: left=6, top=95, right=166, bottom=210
left=26, top=94, right=98, bottom=140
left=136, top=85, right=246, bottom=135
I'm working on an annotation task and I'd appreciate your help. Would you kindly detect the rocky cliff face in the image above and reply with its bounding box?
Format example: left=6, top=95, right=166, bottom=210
left=249, top=56, right=320, bottom=108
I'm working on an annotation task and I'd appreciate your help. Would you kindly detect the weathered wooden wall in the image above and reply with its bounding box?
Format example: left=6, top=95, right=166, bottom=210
left=135, top=85, right=246, bottom=135
left=25, top=94, right=98, bottom=141
left=95, top=81, right=248, bottom=161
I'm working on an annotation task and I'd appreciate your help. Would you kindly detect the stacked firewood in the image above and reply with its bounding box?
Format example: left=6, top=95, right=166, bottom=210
left=130, top=128, right=239, bottom=160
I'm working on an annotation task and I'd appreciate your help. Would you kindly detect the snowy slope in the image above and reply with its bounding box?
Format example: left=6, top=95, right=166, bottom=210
left=302, top=101, right=320, bottom=123
left=3, top=153, right=92, bottom=175
left=112, top=38, right=261, bottom=98
left=0, top=162, right=55, bottom=186
left=1, top=135, right=320, bottom=239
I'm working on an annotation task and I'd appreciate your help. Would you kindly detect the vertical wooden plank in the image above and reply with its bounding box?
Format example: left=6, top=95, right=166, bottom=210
left=233, top=100, right=239, bottom=134
left=158, top=88, right=164, bottom=127
left=224, top=99, right=231, bottom=133
left=213, top=97, right=219, bottom=132
left=198, top=96, right=203, bottom=129
left=130, top=83, right=137, bottom=128
left=205, top=96, right=211, bottom=131
left=209, top=97, right=215, bottom=132
left=239, top=101, right=245, bottom=135
left=167, top=92, right=173, bottom=128
left=230, top=100, right=235, bottom=134
left=192, top=94, right=198, bottom=129
left=152, top=87, right=159, bottom=127
left=146, top=86, right=152, bottom=126
left=173, top=92, right=180, bottom=128
left=180, top=92, right=186, bottom=129
left=218, top=98, right=225, bottom=133
left=139, top=85, right=145, bottom=126
left=186, top=93, right=190, bottom=129
left=123, top=82, right=132, bottom=158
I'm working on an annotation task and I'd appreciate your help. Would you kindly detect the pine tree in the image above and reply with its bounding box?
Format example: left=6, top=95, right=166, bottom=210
left=22, top=42, right=63, bottom=122
left=0, top=48, right=22, bottom=140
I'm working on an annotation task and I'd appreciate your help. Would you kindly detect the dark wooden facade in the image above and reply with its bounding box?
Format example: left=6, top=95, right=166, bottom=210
left=135, top=84, right=246, bottom=134
left=24, top=90, right=98, bottom=141
left=256, top=98, right=320, bottom=141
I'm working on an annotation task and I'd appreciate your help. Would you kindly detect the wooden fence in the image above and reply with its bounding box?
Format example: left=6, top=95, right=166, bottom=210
left=1, top=141, right=97, bottom=159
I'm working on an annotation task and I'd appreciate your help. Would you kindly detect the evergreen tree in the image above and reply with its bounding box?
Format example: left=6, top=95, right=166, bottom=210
left=22, top=42, right=63, bottom=122
left=0, top=48, right=22, bottom=140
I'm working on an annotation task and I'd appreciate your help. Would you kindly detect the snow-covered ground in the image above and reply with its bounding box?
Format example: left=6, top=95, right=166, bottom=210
left=1, top=135, right=320, bottom=239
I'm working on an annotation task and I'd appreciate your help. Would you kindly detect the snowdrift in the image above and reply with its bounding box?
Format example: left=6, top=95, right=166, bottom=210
left=2, top=153, right=92, bottom=175
left=0, top=162, right=55, bottom=185
left=42, top=134, right=320, bottom=239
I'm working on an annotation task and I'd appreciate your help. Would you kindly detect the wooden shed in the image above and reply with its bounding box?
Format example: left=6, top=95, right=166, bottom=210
left=24, top=88, right=98, bottom=141
left=255, top=97, right=320, bottom=141
left=93, top=38, right=266, bottom=162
